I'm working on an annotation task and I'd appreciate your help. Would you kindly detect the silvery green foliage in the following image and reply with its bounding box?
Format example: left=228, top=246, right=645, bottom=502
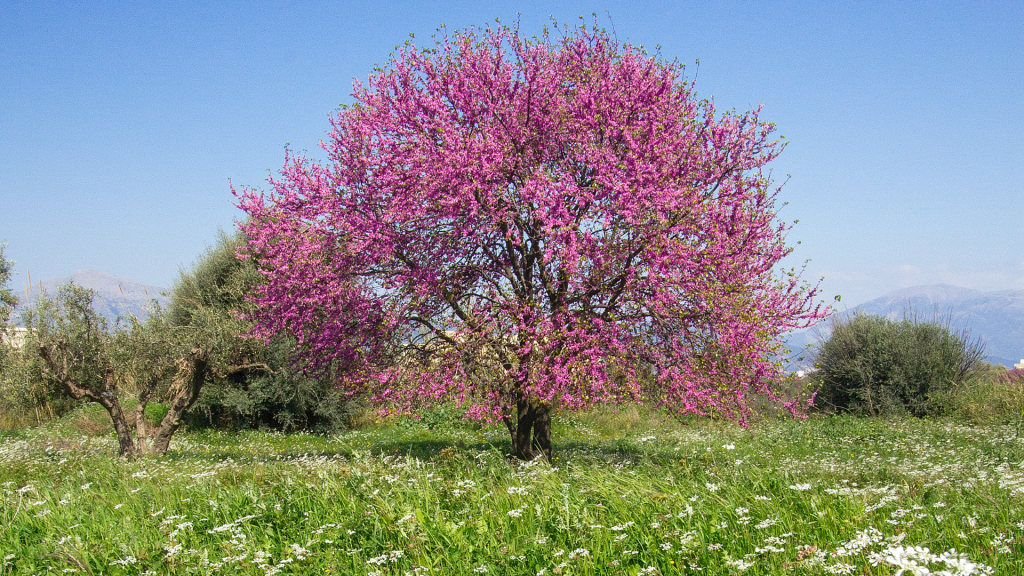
left=813, top=312, right=985, bottom=416
left=0, top=244, right=16, bottom=342
left=170, top=231, right=357, bottom=433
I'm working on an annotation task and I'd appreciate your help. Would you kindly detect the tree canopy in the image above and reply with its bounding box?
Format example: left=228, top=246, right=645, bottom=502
left=237, top=20, right=826, bottom=460
left=0, top=243, right=17, bottom=380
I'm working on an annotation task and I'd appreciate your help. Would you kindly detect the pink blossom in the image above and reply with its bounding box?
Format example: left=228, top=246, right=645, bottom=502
left=236, top=19, right=827, bottom=433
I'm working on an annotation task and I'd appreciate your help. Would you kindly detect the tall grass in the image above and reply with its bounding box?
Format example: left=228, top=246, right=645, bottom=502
left=1, top=407, right=1021, bottom=575
left=939, top=367, right=1024, bottom=429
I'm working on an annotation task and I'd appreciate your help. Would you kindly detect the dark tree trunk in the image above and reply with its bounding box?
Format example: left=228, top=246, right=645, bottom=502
left=99, top=393, right=138, bottom=459
left=512, top=398, right=538, bottom=460
left=506, top=398, right=553, bottom=463
left=531, top=402, right=552, bottom=463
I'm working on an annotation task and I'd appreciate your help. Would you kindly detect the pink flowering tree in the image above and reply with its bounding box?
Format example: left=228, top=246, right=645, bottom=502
left=236, top=20, right=827, bottom=461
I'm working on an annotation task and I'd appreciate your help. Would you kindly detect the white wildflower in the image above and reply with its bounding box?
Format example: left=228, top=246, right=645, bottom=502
left=725, top=558, right=754, bottom=571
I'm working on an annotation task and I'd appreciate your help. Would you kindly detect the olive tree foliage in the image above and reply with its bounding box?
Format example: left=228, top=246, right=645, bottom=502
left=170, top=231, right=356, bottom=433
left=0, top=244, right=15, bottom=332
left=26, top=284, right=208, bottom=456
left=0, top=247, right=100, bottom=425
left=0, top=246, right=59, bottom=425
left=238, top=20, right=826, bottom=461
left=812, top=312, right=986, bottom=417
left=26, top=255, right=277, bottom=457
left=0, top=244, right=18, bottom=394
left=1, top=323, right=82, bottom=427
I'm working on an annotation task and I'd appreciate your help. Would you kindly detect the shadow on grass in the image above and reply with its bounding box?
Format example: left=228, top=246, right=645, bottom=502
left=161, top=425, right=690, bottom=466
left=369, top=438, right=509, bottom=460
left=363, top=435, right=672, bottom=466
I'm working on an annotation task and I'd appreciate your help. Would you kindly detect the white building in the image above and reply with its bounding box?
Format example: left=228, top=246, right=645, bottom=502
left=1, top=326, right=28, bottom=349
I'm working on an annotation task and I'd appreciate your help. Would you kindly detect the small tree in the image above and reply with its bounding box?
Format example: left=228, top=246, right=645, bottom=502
left=0, top=248, right=80, bottom=425
left=238, top=20, right=826, bottom=461
left=812, top=312, right=985, bottom=416
left=29, top=285, right=176, bottom=456
left=0, top=244, right=18, bottom=417
left=30, top=281, right=269, bottom=457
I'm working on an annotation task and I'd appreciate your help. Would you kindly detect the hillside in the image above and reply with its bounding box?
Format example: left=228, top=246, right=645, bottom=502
left=13, top=269, right=170, bottom=325
left=785, top=284, right=1024, bottom=369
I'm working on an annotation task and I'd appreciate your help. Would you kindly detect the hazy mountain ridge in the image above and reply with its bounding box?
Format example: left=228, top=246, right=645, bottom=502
left=13, top=270, right=171, bottom=325
left=785, top=284, right=1024, bottom=369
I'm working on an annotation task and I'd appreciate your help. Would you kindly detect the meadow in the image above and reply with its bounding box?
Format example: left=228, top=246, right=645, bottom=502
left=1, top=407, right=1021, bottom=575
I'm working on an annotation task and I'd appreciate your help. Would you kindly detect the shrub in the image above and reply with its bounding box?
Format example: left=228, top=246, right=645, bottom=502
left=1000, top=368, right=1024, bottom=386
left=185, top=341, right=364, bottom=433
left=811, top=311, right=985, bottom=416
left=171, top=231, right=362, bottom=434
left=0, top=313, right=84, bottom=429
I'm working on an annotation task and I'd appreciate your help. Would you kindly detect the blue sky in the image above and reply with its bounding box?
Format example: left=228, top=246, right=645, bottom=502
left=1, top=0, right=1021, bottom=307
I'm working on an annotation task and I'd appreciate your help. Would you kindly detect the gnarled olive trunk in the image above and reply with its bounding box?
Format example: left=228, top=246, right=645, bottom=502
left=132, top=353, right=209, bottom=456
left=97, top=391, right=138, bottom=459
left=148, top=355, right=208, bottom=455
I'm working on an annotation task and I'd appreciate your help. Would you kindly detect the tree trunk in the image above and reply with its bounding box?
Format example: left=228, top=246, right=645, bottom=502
left=149, top=354, right=208, bottom=455
left=97, top=392, right=137, bottom=459
left=150, top=418, right=181, bottom=455
left=506, top=398, right=553, bottom=463
left=512, top=397, right=538, bottom=460
left=133, top=380, right=157, bottom=455
left=531, top=402, right=552, bottom=463
left=38, top=337, right=214, bottom=458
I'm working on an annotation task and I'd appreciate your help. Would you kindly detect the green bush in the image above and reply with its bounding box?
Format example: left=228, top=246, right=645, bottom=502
left=0, top=322, right=84, bottom=429
left=184, top=338, right=364, bottom=433
left=1, top=232, right=363, bottom=435
left=418, top=403, right=477, bottom=431
left=171, top=231, right=363, bottom=434
left=811, top=311, right=985, bottom=417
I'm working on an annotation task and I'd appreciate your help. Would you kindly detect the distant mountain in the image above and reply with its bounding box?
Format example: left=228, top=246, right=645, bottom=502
left=784, top=284, right=1024, bottom=369
left=13, top=270, right=171, bottom=326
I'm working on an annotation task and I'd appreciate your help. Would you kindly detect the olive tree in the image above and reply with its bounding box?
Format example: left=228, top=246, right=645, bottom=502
left=0, top=243, right=16, bottom=349
left=30, top=280, right=269, bottom=457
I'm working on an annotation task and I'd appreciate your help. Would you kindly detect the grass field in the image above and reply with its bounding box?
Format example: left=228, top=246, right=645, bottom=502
left=1, top=408, right=1022, bottom=575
